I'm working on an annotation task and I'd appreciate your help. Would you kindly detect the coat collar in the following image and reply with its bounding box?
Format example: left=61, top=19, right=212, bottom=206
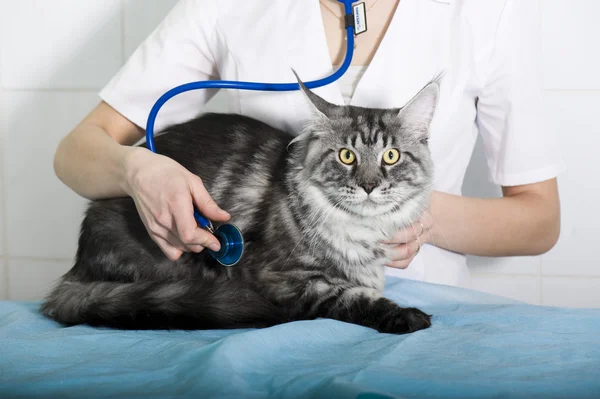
left=346, top=0, right=452, bottom=109
left=289, top=0, right=454, bottom=110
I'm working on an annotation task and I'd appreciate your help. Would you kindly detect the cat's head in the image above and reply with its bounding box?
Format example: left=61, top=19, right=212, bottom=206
left=289, top=73, right=439, bottom=218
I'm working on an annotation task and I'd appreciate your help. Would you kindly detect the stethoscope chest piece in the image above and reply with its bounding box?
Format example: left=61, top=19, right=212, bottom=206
left=207, top=224, right=245, bottom=266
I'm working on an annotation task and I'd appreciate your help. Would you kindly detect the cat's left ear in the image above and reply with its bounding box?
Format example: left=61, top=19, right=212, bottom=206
left=397, top=78, right=441, bottom=140
left=292, top=69, right=341, bottom=120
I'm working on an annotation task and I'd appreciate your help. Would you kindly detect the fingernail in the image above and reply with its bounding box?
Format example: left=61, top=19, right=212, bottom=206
left=210, top=243, right=220, bottom=251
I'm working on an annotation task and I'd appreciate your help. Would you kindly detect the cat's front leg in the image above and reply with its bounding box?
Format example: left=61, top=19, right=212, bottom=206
left=302, top=285, right=431, bottom=334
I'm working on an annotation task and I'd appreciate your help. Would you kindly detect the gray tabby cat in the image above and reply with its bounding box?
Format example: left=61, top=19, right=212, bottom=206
left=41, top=77, right=438, bottom=334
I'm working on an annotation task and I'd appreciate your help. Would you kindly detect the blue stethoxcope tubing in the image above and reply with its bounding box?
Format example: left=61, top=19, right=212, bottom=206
left=144, top=0, right=356, bottom=266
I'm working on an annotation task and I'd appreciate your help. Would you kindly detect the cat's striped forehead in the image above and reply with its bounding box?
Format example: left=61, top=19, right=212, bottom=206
left=341, top=109, right=400, bottom=149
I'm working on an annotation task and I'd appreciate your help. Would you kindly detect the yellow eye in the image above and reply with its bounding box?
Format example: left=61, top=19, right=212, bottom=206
left=383, top=149, right=400, bottom=165
left=339, top=148, right=356, bottom=165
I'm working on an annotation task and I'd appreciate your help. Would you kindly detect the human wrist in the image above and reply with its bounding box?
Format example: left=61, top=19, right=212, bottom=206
left=121, top=146, right=148, bottom=197
left=422, top=191, right=443, bottom=247
left=421, top=221, right=434, bottom=246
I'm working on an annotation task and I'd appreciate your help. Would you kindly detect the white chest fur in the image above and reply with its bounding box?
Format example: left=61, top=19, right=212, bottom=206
left=314, top=205, right=419, bottom=291
left=300, top=182, right=427, bottom=291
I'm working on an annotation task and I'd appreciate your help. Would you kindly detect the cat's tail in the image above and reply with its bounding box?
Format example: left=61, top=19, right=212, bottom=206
left=40, top=277, right=288, bottom=330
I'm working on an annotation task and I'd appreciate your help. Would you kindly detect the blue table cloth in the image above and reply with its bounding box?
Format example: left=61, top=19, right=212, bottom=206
left=1, top=277, right=599, bottom=399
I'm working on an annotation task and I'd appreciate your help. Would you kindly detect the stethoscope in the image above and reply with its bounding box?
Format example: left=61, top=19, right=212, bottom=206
left=144, top=0, right=357, bottom=266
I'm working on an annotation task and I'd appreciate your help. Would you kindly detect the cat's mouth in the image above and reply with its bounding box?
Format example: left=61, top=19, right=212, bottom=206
left=352, top=193, right=388, bottom=205
left=322, top=189, right=395, bottom=216
left=362, top=197, right=382, bottom=206
left=341, top=196, right=396, bottom=216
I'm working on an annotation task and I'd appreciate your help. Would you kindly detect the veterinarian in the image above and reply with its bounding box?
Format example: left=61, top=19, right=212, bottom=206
left=53, top=0, right=563, bottom=289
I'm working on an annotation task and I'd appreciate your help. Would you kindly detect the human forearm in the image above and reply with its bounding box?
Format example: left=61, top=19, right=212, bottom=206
left=53, top=123, right=141, bottom=200
left=425, top=182, right=561, bottom=257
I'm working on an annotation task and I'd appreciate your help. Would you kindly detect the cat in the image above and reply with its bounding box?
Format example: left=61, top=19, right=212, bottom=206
left=41, top=77, right=439, bottom=335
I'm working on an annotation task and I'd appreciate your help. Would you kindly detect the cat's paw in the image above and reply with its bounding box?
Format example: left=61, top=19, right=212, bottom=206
left=380, top=307, right=431, bottom=334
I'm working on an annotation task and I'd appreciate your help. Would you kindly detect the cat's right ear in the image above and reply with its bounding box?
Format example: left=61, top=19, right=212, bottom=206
left=291, top=69, right=340, bottom=120
left=397, top=78, right=441, bottom=140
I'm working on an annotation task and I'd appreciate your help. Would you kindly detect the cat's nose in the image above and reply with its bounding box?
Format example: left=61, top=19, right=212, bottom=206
left=361, top=182, right=378, bottom=194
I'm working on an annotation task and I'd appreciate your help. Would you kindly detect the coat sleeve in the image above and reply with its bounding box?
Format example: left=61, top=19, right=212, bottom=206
left=475, top=0, right=565, bottom=186
left=99, top=0, right=220, bottom=132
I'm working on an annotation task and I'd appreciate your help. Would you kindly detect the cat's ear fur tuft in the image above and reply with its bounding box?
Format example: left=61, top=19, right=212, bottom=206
left=292, top=69, right=340, bottom=120
left=288, top=69, right=341, bottom=149
left=398, top=76, right=441, bottom=140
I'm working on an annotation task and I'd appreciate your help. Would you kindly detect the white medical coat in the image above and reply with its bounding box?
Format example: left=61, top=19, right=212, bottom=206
left=100, top=0, right=565, bottom=288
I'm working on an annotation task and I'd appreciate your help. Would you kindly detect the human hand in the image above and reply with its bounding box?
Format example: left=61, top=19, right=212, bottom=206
left=123, top=147, right=231, bottom=261
left=381, top=213, right=433, bottom=269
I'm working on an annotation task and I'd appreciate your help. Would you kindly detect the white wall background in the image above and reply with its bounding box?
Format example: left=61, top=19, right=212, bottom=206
left=0, top=0, right=598, bottom=307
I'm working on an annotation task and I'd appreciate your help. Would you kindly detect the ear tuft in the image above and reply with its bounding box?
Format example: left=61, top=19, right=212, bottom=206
left=292, top=69, right=340, bottom=119
left=398, top=78, right=441, bottom=139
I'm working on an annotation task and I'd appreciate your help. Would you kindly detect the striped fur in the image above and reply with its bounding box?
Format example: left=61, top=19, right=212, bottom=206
left=41, top=80, right=439, bottom=334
